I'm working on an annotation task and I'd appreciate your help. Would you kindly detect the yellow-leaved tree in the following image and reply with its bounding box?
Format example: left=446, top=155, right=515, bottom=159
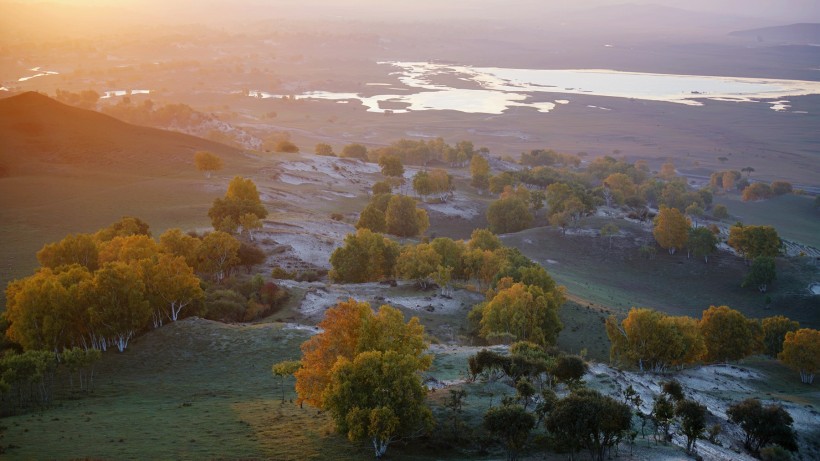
left=652, top=206, right=690, bottom=255
left=779, top=328, right=820, bottom=384
left=294, top=300, right=432, bottom=458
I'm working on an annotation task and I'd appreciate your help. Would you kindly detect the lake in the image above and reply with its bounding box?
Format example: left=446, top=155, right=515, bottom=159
left=249, top=61, right=820, bottom=115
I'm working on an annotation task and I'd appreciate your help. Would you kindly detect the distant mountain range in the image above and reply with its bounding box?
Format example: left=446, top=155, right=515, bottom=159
left=730, top=23, right=820, bottom=44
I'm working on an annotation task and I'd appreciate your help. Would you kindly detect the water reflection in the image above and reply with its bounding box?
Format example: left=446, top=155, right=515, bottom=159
left=248, top=62, right=820, bottom=114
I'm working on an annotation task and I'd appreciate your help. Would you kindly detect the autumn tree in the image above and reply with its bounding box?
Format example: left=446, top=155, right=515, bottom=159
left=484, top=404, right=535, bottom=461
left=396, top=243, right=442, bottom=289
left=208, top=176, right=268, bottom=233
left=197, top=231, right=241, bottom=282
left=712, top=204, right=729, bottom=219
left=89, top=261, right=151, bottom=352
left=141, top=254, right=204, bottom=326
left=600, top=223, right=619, bottom=250
left=329, top=229, right=400, bottom=283
left=315, top=143, right=334, bottom=156
left=341, top=143, right=368, bottom=160
left=688, top=226, right=718, bottom=263
left=659, top=162, right=676, bottom=180
left=194, top=151, right=223, bottom=178
left=357, top=199, right=388, bottom=233
left=378, top=154, right=404, bottom=178
left=727, top=399, right=797, bottom=454
left=606, top=308, right=705, bottom=372
left=699, top=305, right=759, bottom=363
left=296, top=303, right=432, bottom=458
left=159, top=228, right=201, bottom=269
left=728, top=224, right=781, bottom=260
left=742, top=183, right=774, bottom=202
left=467, top=228, right=502, bottom=251
left=779, top=328, right=820, bottom=384
left=95, top=216, right=151, bottom=242
left=771, top=181, right=792, bottom=196
left=470, top=154, right=490, bottom=192
left=762, top=316, right=800, bottom=358
left=653, top=206, right=690, bottom=255
left=478, top=279, right=564, bottom=347
left=487, top=197, right=533, bottom=234
left=36, top=233, right=99, bottom=271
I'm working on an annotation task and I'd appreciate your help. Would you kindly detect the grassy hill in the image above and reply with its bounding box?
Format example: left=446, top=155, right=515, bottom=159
left=0, top=92, right=254, bottom=299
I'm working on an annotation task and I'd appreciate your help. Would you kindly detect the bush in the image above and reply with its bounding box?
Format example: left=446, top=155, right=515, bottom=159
left=275, top=140, right=299, bottom=153
left=330, top=213, right=344, bottom=221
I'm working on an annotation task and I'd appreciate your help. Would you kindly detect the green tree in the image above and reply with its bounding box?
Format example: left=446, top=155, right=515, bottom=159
left=552, top=355, right=588, bottom=385
left=676, top=399, right=707, bottom=454
left=324, top=350, right=433, bottom=458
left=467, top=228, right=502, bottom=251
left=395, top=243, right=442, bottom=289
left=770, top=181, right=793, bottom=196
left=470, top=154, right=490, bottom=192
left=357, top=202, right=387, bottom=233
left=600, top=223, right=619, bottom=250
left=385, top=194, right=428, bottom=237
left=653, top=206, right=690, bottom=255
left=688, top=226, right=718, bottom=263
left=743, top=256, right=777, bottom=292
left=412, top=170, right=432, bottom=200
left=329, top=229, right=400, bottom=283
left=271, top=360, right=301, bottom=402
left=779, top=328, right=819, bottom=384
left=762, top=316, right=800, bottom=358
left=487, top=197, right=532, bottom=234
left=651, top=394, right=675, bottom=442
left=727, top=398, right=797, bottom=454
left=712, top=204, right=729, bottom=219
left=194, top=150, right=223, bottom=178
left=341, top=143, right=368, bottom=160
left=208, top=176, right=268, bottom=233
left=484, top=405, right=535, bottom=461
left=546, top=389, right=632, bottom=461
left=141, top=254, right=204, bottom=326
left=378, top=154, right=404, bottom=178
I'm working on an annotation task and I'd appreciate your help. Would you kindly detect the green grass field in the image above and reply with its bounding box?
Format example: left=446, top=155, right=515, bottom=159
left=715, top=194, right=820, bottom=249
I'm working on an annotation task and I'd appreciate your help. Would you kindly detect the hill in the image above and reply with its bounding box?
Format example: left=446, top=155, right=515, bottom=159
left=730, top=23, right=820, bottom=44
left=0, top=91, right=241, bottom=177
left=0, top=92, right=248, bottom=299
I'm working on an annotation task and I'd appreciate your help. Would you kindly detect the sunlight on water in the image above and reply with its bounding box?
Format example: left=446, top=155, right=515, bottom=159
left=248, top=62, right=820, bottom=114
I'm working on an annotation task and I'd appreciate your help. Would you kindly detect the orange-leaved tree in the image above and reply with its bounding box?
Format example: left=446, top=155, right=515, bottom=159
left=779, top=328, right=820, bottom=384
left=652, top=206, right=690, bottom=255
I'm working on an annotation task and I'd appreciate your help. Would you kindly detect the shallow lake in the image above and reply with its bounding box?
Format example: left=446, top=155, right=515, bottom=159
left=249, top=61, right=820, bottom=115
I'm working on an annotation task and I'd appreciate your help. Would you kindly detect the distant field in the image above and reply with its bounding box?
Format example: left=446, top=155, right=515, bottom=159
left=502, top=219, right=820, bottom=329
left=716, top=194, right=820, bottom=249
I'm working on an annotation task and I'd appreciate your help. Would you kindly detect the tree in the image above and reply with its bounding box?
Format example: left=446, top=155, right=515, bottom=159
left=194, top=151, right=223, bottom=178
left=771, top=181, right=793, bottom=196
left=728, top=224, right=781, bottom=260
left=552, top=355, right=588, bottom=385
left=546, top=389, right=632, bottom=461
left=238, top=213, right=262, bottom=240
left=470, top=154, right=490, bottom=191
left=329, top=229, right=400, bottom=283
left=385, top=194, right=428, bottom=237
left=271, top=360, right=301, bottom=402
left=324, top=350, right=433, bottom=458
left=762, top=316, right=800, bottom=358
left=742, top=183, right=774, bottom=202
left=159, top=228, right=201, bottom=269
left=378, top=154, right=404, bottom=178
left=688, top=226, right=718, bottom=263
left=412, top=170, right=432, bottom=200
left=141, top=254, right=204, bottom=326
left=341, top=143, right=368, bottom=160
left=603, top=173, right=636, bottom=206
left=659, top=162, right=676, bottom=180
left=275, top=140, right=299, bottom=153
left=197, top=231, right=241, bottom=282
left=208, top=176, right=268, bottom=233
left=699, top=305, right=757, bottom=362
left=237, top=242, right=266, bottom=273
left=651, top=394, right=675, bottom=442
left=315, top=143, right=334, bottom=156
left=296, top=302, right=432, bottom=458
left=357, top=202, right=387, bottom=233
left=396, top=243, right=441, bottom=289
left=743, top=256, right=777, bottom=292
left=653, top=206, right=690, bottom=255
left=676, top=399, right=707, bottom=454
left=741, top=166, right=756, bottom=178
left=712, top=204, right=729, bottom=219
left=685, top=202, right=705, bottom=226
left=727, top=399, right=797, bottom=454
left=95, top=216, right=151, bottom=241
left=98, top=234, right=159, bottom=264
left=479, top=280, right=564, bottom=347
left=484, top=405, right=535, bottom=461
left=467, top=228, right=502, bottom=251
left=600, top=223, right=619, bottom=250
left=487, top=197, right=532, bottom=234
left=89, top=261, right=151, bottom=352
left=779, top=328, right=820, bottom=384
left=36, top=233, right=99, bottom=271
